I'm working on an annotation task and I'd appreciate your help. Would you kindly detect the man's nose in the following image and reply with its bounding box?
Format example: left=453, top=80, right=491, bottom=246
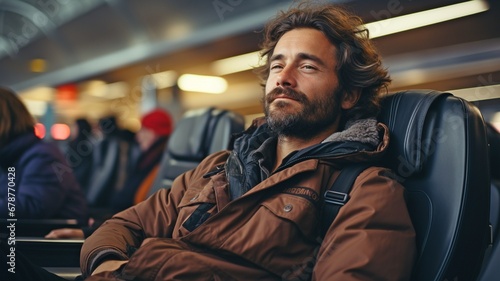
left=276, top=66, right=297, bottom=88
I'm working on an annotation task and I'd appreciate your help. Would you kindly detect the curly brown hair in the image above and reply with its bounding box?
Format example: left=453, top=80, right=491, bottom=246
left=255, top=2, right=391, bottom=123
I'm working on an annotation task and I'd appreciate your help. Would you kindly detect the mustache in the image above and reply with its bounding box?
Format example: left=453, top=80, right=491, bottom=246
left=266, top=87, right=308, bottom=104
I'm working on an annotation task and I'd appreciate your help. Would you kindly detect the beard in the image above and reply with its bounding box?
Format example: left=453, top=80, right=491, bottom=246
left=263, top=87, right=342, bottom=139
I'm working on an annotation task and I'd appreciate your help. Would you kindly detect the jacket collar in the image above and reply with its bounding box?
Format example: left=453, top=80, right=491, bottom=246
left=233, top=117, right=390, bottom=172
left=0, top=133, right=40, bottom=168
left=322, top=118, right=380, bottom=147
left=243, top=116, right=382, bottom=146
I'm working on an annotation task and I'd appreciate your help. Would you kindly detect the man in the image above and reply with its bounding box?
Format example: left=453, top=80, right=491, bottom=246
left=81, top=3, right=416, bottom=280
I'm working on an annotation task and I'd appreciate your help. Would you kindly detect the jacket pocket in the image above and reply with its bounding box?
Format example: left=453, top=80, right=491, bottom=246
left=177, top=184, right=217, bottom=235
left=260, top=193, right=319, bottom=239
left=177, top=185, right=216, bottom=208
left=219, top=193, right=320, bottom=277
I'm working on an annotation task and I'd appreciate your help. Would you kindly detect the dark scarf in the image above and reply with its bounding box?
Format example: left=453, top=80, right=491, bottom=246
left=227, top=118, right=380, bottom=200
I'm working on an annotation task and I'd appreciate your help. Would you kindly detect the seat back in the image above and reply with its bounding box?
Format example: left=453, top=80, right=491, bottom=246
left=85, top=135, right=139, bottom=208
left=477, top=122, right=500, bottom=281
left=148, top=107, right=245, bottom=196
left=491, top=183, right=500, bottom=241
left=378, top=90, right=490, bottom=281
left=85, top=138, right=121, bottom=207
left=477, top=182, right=499, bottom=281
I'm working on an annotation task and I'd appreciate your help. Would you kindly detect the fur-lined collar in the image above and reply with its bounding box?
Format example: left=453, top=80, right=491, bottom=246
left=322, top=118, right=380, bottom=147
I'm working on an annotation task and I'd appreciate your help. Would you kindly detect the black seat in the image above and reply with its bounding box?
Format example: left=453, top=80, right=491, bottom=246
left=378, top=90, right=491, bottom=281
left=85, top=134, right=139, bottom=210
left=85, top=137, right=121, bottom=207
left=477, top=122, right=500, bottom=281
left=147, top=107, right=245, bottom=197
left=477, top=182, right=499, bottom=281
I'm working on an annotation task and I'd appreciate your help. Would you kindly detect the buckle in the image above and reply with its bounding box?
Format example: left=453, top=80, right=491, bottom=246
left=324, top=191, right=349, bottom=206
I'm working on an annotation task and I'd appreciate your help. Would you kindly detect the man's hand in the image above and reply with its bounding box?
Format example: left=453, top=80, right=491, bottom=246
left=92, top=260, right=128, bottom=275
left=45, top=228, right=85, bottom=239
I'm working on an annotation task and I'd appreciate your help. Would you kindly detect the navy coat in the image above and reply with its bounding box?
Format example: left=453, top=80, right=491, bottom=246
left=0, top=133, right=88, bottom=222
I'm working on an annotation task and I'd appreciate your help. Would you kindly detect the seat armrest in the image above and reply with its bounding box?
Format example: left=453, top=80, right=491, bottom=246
left=0, top=219, right=82, bottom=237
left=15, top=237, right=84, bottom=267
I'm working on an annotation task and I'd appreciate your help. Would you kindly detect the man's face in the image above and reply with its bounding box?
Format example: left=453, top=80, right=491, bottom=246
left=264, top=28, right=342, bottom=139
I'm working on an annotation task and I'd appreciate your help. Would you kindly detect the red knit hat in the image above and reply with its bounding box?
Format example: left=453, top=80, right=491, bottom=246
left=141, top=108, right=173, bottom=136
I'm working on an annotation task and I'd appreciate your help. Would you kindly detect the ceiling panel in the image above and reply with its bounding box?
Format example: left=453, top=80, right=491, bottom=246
left=0, top=0, right=499, bottom=123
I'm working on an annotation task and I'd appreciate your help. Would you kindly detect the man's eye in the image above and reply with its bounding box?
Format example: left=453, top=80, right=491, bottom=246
left=270, top=64, right=283, bottom=70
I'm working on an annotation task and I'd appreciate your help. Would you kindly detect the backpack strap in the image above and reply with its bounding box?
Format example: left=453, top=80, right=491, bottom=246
left=321, top=163, right=371, bottom=237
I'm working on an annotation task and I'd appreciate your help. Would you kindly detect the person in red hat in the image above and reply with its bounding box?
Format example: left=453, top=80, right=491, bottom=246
left=108, top=108, right=173, bottom=212
left=135, top=108, right=173, bottom=151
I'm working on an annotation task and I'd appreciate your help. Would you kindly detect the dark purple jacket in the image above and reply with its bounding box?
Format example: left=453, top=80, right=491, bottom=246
left=0, top=133, right=88, bottom=222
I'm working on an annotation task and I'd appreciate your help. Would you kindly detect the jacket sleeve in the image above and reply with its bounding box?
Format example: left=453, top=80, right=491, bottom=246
left=312, top=167, right=417, bottom=281
left=0, top=145, right=75, bottom=219
left=79, top=150, right=230, bottom=277
left=80, top=174, right=187, bottom=276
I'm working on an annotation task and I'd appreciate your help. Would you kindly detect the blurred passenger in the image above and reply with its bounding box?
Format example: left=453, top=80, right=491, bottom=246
left=85, top=115, right=139, bottom=210
left=0, top=87, right=88, bottom=222
left=66, top=118, right=94, bottom=193
left=45, top=108, right=173, bottom=239
left=108, top=108, right=173, bottom=211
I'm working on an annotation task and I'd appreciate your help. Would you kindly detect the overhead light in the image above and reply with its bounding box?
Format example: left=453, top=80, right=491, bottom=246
left=211, top=1, right=489, bottom=76
left=22, top=99, right=48, bottom=116
left=85, top=80, right=106, bottom=89
left=177, top=74, right=228, bottom=94
left=164, top=21, right=192, bottom=40
left=212, top=51, right=262, bottom=76
left=30, top=59, right=47, bottom=73
left=449, top=84, right=500, bottom=102
left=365, top=0, right=489, bottom=38
left=87, top=81, right=128, bottom=99
left=149, top=70, right=178, bottom=89
left=19, top=86, right=55, bottom=101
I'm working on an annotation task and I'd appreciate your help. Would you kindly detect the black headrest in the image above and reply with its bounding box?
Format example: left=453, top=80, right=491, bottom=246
left=167, top=107, right=216, bottom=161
left=167, top=107, right=244, bottom=161
left=378, top=90, right=451, bottom=177
left=148, top=107, right=245, bottom=195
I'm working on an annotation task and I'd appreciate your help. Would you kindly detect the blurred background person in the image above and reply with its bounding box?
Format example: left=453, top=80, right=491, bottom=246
left=84, top=115, right=139, bottom=212
left=108, top=108, right=173, bottom=212
left=46, top=108, right=173, bottom=239
left=65, top=118, right=94, bottom=194
left=0, top=87, right=88, bottom=222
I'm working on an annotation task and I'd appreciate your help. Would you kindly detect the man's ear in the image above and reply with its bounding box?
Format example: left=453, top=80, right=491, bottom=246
left=341, top=90, right=361, bottom=110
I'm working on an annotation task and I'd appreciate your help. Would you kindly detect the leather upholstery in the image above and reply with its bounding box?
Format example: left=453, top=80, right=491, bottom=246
left=148, top=107, right=245, bottom=197
left=379, top=90, right=491, bottom=281
left=85, top=138, right=121, bottom=207
left=477, top=182, right=499, bottom=280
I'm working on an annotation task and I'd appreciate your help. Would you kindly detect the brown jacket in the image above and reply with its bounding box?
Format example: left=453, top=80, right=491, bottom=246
left=80, top=122, right=416, bottom=281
